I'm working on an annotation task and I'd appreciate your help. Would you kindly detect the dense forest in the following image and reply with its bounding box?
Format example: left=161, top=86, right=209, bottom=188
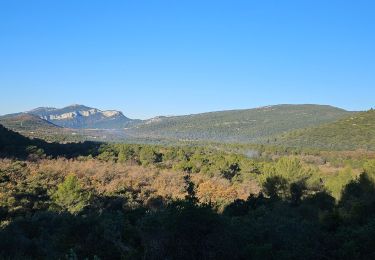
left=1, top=124, right=375, bottom=259
left=2, top=0, right=374, bottom=257
left=277, top=110, right=375, bottom=150
left=4, top=106, right=374, bottom=152
left=124, top=105, right=352, bottom=143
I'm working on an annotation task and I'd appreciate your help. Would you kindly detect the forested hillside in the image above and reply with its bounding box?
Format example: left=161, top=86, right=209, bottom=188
left=2, top=124, right=375, bottom=259
left=2, top=104, right=354, bottom=145
left=0, top=114, right=90, bottom=142
left=277, top=110, right=375, bottom=150
left=2, top=0, right=373, bottom=258
left=125, top=104, right=353, bottom=142
left=0, top=124, right=100, bottom=159
left=0, top=114, right=135, bottom=143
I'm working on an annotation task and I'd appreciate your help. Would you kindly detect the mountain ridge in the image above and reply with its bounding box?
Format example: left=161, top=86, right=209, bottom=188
left=1, top=104, right=360, bottom=145
left=275, top=109, right=375, bottom=150
left=25, top=105, right=136, bottom=129
left=124, top=104, right=354, bottom=143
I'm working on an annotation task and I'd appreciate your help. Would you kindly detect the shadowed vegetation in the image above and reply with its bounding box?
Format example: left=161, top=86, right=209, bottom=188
left=1, top=124, right=375, bottom=259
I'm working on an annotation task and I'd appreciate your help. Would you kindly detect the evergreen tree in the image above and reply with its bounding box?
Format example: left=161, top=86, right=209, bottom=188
left=51, top=173, right=91, bottom=214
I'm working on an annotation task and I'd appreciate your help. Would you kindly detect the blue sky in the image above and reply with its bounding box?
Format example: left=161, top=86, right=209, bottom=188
left=0, top=0, right=374, bottom=119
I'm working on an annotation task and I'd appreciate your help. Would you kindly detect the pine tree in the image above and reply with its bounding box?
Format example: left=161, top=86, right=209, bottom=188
left=51, top=173, right=91, bottom=214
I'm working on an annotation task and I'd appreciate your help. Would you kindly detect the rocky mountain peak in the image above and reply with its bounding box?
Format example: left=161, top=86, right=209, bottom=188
left=25, top=105, right=133, bottom=129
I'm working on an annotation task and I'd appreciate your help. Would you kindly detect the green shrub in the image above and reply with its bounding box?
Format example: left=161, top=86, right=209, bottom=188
left=50, top=174, right=91, bottom=214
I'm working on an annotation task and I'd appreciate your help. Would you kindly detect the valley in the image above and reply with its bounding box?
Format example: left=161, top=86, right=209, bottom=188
left=1, top=115, right=375, bottom=259
left=1, top=104, right=363, bottom=149
left=2, top=1, right=374, bottom=258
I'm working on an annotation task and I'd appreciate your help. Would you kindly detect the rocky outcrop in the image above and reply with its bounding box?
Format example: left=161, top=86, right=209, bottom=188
left=27, top=105, right=136, bottom=129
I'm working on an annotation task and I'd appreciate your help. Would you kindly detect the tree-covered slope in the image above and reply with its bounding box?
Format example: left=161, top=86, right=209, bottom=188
left=0, top=124, right=100, bottom=158
left=276, top=110, right=375, bottom=150
left=0, top=113, right=60, bottom=130
left=0, top=113, right=135, bottom=143
left=0, top=123, right=35, bottom=158
left=0, top=113, right=88, bottom=142
left=125, top=104, right=353, bottom=143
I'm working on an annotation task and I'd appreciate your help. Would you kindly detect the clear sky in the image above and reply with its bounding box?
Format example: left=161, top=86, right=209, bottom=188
left=0, top=1, right=374, bottom=119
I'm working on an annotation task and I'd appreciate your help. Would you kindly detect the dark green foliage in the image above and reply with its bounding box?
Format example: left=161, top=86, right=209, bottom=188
left=117, top=145, right=134, bottom=163
left=125, top=104, right=351, bottom=143
left=2, top=164, right=375, bottom=259
left=183, top=174, right=198, bottom=204
left=50, top=174, right=92, bottom=214
left=277, top=110, right=375, bottom=150
left=0, top=124, right=100, bottom=159
left=262, top=176, right=288, bottom=199
left=220, top=162, right=241, bottom=180
left=2, top=124, right=375, bottom=259
left=290, top=181, right=306, bottom=205
left=222, top=199, right=249, bottom=217
left=139, top=147, right=163, bottom=165
left=339, top=173, right=375, bottom=224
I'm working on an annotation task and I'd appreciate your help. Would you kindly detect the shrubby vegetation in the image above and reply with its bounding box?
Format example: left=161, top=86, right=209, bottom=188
left=50, top=174, right=92, bottom=214
left=0, top=114, right=91, bottom=143
left=1, top=155, right=375, bottom=259
left=0, top=124, right=100, bottom=159
left=125, top=105, right=350, bottom=143
left=277, top=110, right=375, bottom=150
left=1, top=124, right=375, bottom=259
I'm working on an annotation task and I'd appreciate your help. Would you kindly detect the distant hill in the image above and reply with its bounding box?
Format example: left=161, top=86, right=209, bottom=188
left=0, top=113, right=88, bottom=142
left=2, top=104, right=358, bottom=145
left=125, top=104, right=353, bottom=143
left=28, top=104, right=138, bottom=129
left=0, top=113, right=60, bottom=130
left=0, top=123, right=35, bottom=158
left=0, top=124, right=100, bottom=159
left=275, top=109, right=375, bottom=150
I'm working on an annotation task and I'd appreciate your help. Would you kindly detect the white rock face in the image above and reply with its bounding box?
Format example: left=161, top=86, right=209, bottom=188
left=49, top=112, right=78, bottom=120
left=79, top=109, right=98, bottom=117
left=145, top=116, right=165, bottom=124
left=102, top=110, right=121, bottom=117
left=45, top=109, right=122, bottom=120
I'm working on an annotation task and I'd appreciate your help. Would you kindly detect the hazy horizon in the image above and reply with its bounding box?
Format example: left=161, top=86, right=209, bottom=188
left=0, top=102, right=368, bottom=120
